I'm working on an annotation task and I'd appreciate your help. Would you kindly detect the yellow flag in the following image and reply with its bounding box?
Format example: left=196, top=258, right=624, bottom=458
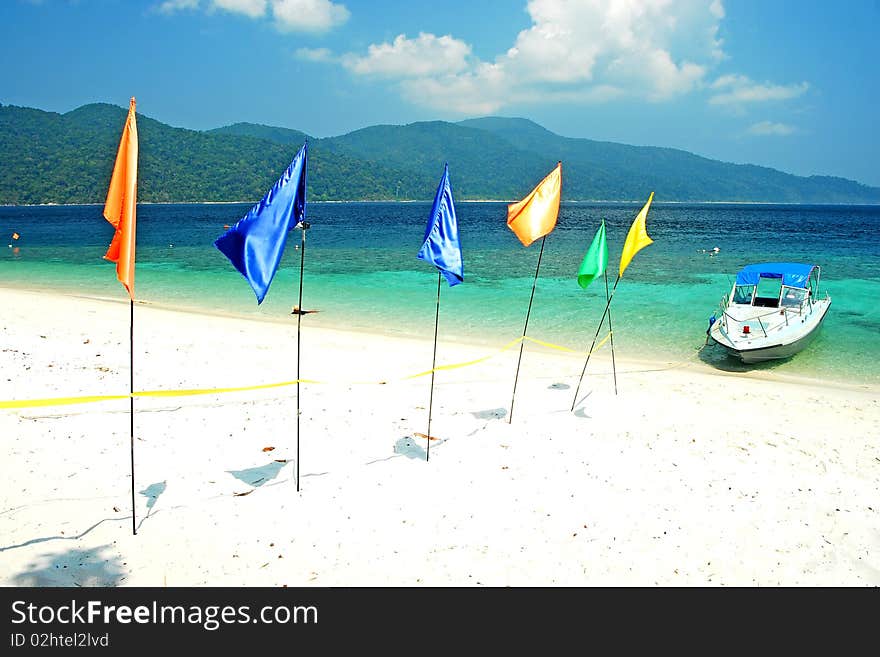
left=507, top=162, right=561, bottom=247
left=618, top=191, right=654, bottom=278
left=103, top=97, right=138, bottom=300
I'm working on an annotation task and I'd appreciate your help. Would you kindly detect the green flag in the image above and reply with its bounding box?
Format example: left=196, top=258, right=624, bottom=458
left=577, top=220, right=608, bottom=289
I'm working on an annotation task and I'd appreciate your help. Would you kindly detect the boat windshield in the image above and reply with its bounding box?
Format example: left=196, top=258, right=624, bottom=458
left=754, top=276, right=782, bottom=308
left=780, top=286, right=808, bottom=309
left=732, top=285, right=755, bottom=304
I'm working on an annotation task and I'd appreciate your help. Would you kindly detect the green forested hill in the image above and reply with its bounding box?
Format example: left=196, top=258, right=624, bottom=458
left=0, top=104, right=420, bottom=203
left=206, top=122, right=310, bottom=146
left=320, top=121, right=553, bottom=199
left=458, top=117, right=879, bottom=203
left=1, top=102, right=878, bottom=204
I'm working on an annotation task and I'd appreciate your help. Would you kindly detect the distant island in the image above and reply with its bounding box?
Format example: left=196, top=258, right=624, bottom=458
left=1, top=102, right=878, bottom=205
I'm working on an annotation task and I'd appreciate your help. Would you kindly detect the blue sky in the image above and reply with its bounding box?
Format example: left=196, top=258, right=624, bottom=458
left=2, top=0, right=879, bottom=186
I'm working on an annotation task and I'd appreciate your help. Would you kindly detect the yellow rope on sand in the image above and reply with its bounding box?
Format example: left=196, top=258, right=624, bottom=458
left=0, top=332, right=619, bottom=409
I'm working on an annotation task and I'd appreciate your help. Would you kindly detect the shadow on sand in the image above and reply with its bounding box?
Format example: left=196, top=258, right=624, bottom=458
left=10, top=544, right=126, bottom=586
left=0, top=516, right=128, bottom=554
left=697, top=341, right=791, bottom=374
left=470, top=408, right=507, bottom=420
left=136, top=481, right=167, bottom=532
left=393, top=437, right=427, bottom=460
left=227, top=461, right=291, bottom=488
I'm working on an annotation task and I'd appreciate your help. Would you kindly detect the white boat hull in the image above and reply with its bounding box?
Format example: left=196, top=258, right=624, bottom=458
left=709, top=298, right=831, bottom=363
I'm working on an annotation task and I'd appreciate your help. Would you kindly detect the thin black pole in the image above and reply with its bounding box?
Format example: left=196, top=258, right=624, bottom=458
left=509, top=235, right=546, bottom=424
left=129, top=298, right=136, bottom=536
left=570, top=275, right=620, bottom=412
left=426, top=272, right=442, bottom=461
left=604, top=268, right=618, bottom=395
left=295, top=225, right=307, bottom=492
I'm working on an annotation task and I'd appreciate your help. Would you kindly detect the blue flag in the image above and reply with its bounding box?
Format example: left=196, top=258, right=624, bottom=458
left=214, top=143, right=307, bottom=304
left=417, top=164, right=463, bottom=286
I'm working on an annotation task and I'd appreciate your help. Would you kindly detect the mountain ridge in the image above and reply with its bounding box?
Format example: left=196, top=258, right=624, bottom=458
left=1, top=102, right=877, bottom=204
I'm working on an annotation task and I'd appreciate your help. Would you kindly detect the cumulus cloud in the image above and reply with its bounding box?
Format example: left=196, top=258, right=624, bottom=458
left=399, top=62, right=509, bottom=115
left=272, top=0, right=349, bottom=32
left=497, top=0, right=717, bottom=94
left=335, top=0, right=732, bottom=113
left=157, top=0, right=348, bottom=32
left=746, top=121, right=795, bottom=136
left=710, top=74, right=809, bottom=105
left=342, top=33, right=471, bottom=78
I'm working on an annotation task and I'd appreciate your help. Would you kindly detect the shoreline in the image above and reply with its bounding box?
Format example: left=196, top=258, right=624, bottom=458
left=2, top=284, right=874, bottom=394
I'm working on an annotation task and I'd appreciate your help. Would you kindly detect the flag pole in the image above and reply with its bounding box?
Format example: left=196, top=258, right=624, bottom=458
left=509, top=234, right=546, bottom=423
left=604, top=268, right=618, bottom=395
left=570, top=275, right=619, bottom=412
left=426, top=271, right=442, bottom=461
left=295, top=222, right=309, bottom=492
left=129, top=298, right=136, bottom=535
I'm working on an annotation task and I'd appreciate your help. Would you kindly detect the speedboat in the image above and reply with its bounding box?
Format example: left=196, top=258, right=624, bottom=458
left=707, top=262, right=831, bottom=363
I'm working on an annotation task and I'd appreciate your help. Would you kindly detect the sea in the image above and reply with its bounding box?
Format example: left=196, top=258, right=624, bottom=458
left=1, top=202, right=878, bottom=385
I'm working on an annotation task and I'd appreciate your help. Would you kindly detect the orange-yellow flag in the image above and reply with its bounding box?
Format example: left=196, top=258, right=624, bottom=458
left=507, top=162, right=562, bottom=247
left=103, top=97, right=138, bottom=300
left=618, top=191, right=654, bottom=278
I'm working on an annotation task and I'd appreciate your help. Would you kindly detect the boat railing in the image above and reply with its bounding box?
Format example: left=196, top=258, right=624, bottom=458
left=721, top=307, right=792, bottom=337
left=755, top=316, right=768, bottom=337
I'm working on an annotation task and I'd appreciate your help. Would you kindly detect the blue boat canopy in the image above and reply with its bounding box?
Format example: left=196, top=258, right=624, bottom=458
left=735, top=262, right=816, bottom=289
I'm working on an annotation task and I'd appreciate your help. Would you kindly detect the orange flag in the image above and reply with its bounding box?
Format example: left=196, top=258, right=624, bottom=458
left=507, top=162, right=562, bottom=247
left=103, top=97, right=138, bottom=300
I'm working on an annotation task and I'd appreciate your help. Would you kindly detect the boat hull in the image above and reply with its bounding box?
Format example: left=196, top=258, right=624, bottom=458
left=710, top=299, right=831, bottom=363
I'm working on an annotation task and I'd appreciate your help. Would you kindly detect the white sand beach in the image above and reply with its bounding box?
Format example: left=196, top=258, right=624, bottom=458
left=1, top=286, right=878, bottom=586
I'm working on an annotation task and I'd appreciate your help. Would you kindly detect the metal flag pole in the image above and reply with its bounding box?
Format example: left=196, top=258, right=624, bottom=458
left=426, top=272, right=442, bottom=461
left=604, top=268, right=618, bottom=395
left=571, top=275, right=620, bottom=412
left=295, top=221, right=309, bottom=492
left=509, top=234, right=547, bottom=423
left=129, top=298, right=136, bottom=535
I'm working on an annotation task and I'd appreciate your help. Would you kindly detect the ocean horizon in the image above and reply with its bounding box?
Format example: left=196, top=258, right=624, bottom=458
left=2, top=201, right=878, bottom=385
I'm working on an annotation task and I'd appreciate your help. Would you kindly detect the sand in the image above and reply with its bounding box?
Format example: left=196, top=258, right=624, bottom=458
left=1, top=286, right=878, bottom=586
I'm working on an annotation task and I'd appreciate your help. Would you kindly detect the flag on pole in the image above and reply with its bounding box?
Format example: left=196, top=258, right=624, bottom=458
left=103, top=97, right=138, bottom=299
left=507, top=162, right=562, bottom=247
left=577, top=220, right=608, bottom=289
left=215, top=143, right=308, bottom=304
left=417, top=164, right=463, bottom=286
left=618, top=192, right=654, bottom=278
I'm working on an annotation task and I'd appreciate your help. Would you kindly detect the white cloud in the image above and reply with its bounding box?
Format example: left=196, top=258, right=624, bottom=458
left=710, top=74, right=809, bottom=105
left=402, top=77, right=504, bottom=115
left=399, top=61, right=509, bottom=114
left=158, top=0, right=348, bottom=32
left=158, top=0, right=200, bottom=13
left=337, top=0, right=732, bottom=114
left=271, top=0, right=349, bottom=32
left=707, top=0, right=725, bottom=60
left=212, top=0, right=267, bottom=19
left=747, top=121, right=795, bottom=136
left=342, top=33, right=471, bottom=78
left=295, top=47, right=335, bottom=63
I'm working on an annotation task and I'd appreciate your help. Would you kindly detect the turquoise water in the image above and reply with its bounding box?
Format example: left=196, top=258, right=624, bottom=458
left=1, top=202, right=878, bottom=384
